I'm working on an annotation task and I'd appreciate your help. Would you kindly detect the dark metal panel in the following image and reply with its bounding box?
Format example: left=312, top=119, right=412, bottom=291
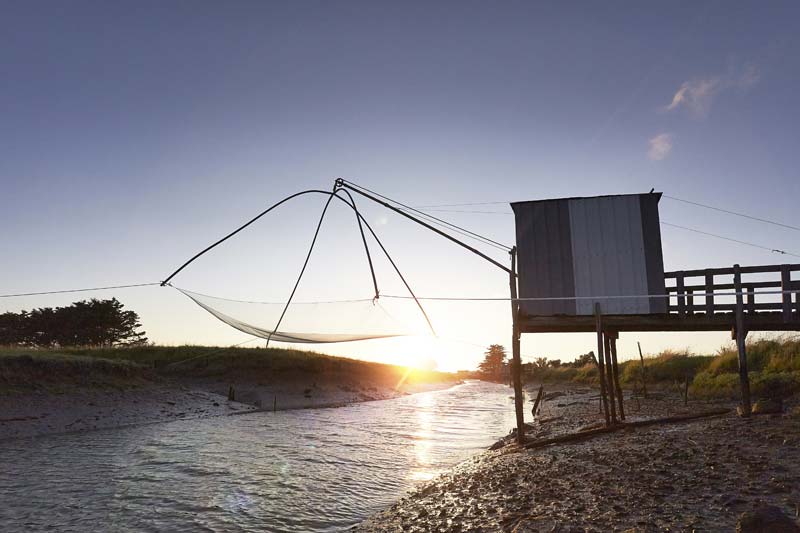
left=639, top=194, right=667, bottom=313
left=512, top=200, right=576, bottom=316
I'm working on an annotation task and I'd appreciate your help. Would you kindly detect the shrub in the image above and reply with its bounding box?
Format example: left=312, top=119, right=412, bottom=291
left=621, top=349, right=712, bottom=385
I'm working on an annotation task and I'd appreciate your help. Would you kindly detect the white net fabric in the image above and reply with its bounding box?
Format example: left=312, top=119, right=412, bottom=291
left=176, top=287, right=418, bottom=343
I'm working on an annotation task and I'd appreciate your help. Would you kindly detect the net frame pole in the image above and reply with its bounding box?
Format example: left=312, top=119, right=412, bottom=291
left=509, top=247, right=525, bottom=444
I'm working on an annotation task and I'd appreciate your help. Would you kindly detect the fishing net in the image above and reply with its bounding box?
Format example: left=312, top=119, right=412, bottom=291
left=175, top=287, right=426, bottom=344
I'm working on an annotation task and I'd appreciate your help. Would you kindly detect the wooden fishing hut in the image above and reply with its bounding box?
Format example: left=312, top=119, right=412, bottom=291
left=508, top=192, right=800, bottom=444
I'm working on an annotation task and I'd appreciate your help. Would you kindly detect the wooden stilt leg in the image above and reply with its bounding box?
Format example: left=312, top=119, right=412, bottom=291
left=604, top=333, right=617, bottom=424
left=610, top=334, right=625, bottom=421
left=594, top=303, right=611, bottom=426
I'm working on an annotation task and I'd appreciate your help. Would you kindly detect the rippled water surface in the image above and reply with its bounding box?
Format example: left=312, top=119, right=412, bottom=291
left=0, top=381, right=520, bottom=532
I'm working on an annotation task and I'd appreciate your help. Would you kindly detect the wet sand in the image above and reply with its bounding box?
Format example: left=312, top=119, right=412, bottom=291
left=355, top=385, right=800, bottom=532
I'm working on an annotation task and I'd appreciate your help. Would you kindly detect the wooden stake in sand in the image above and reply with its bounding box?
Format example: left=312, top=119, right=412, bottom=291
left=637, top=341, right=648, bottom=399
left=531, top=384, right=544, bottom=419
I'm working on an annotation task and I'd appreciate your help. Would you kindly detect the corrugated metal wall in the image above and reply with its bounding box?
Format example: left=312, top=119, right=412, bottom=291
left=512, top=193, right=666, bottom=317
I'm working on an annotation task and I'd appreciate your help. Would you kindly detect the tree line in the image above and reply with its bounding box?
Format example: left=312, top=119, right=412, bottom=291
left=477, top=344, right=596, bottom=381
left=0, top=298, right=147, bottom=347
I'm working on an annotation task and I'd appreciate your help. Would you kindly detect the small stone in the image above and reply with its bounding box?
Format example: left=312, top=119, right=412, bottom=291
left=736, top=505, right=800, bottom=532
left=752, top=399, right=783, bottom=415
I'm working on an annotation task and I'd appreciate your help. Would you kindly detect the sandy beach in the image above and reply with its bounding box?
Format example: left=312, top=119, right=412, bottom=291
left=355, top=384, right=800, bottom=532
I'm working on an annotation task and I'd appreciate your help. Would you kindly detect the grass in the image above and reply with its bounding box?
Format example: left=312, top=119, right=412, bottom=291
left=0, top=344, right=456, bottom=394
left=523, top=335, right=800, bottom=400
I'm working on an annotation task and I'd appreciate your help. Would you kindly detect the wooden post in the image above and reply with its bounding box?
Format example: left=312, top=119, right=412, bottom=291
left=733, top=264, right=751, bottom=416
left=609, top=333, right=625, bottom=421
left=604, top=333, right=618, bottom=423
left=509, top=248, right=525, bottom=444
left=594, top=303, right=611, bottom=426
left=686, top=289, right=694, bottom=316
left=781, top=265, right=793, bottom=323
left=637, top=341, right=648, bottom=399
left=684, top=374, right=690, bottom=406
left=704, top=271, right=715, bottom=316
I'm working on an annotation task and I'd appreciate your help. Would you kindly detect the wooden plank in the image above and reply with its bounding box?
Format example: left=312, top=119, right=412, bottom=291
left=668, top=302, right=784, bottom=312
left=676, top=273, right=686, bottom=316
left=666, top=280, right=781, bottom=292
left=781, top=265, right=793, bottom=323
left=522, top=409, right=730, bottom=450
left=519, top=311, right=800, bottom=333
left=665, top=263, right=800, bottom=278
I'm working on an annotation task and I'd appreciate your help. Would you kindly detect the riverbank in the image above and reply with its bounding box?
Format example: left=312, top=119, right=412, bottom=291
left=355, top=384, right=800, bottom=532
left=0, top=347, right=459, bottom=440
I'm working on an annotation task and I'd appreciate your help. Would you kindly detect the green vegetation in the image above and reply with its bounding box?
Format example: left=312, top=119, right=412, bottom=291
left=0, top=298, right=147, bottom=347
left=523, top=336, right=800, bottom=400
left=0, top=344, right=456, bottom=394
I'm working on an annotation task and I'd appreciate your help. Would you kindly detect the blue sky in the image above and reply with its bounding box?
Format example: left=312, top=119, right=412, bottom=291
left=2, top=1, right=799, bottom=371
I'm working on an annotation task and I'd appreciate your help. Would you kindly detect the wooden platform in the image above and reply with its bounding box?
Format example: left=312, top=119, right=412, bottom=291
left=519, top=263, right=800, bottom=333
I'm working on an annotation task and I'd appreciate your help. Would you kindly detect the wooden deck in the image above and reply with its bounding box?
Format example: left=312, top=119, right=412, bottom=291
left=520, top=263, right=800, bottom=333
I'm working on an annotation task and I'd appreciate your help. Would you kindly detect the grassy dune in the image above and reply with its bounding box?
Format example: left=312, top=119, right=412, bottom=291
left=0, top=345, right=455, bottom=394
left=526, top=336, right=800, bottom=400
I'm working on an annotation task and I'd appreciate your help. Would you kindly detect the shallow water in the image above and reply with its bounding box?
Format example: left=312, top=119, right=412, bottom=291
left=0, top=381, right=520, bottom=532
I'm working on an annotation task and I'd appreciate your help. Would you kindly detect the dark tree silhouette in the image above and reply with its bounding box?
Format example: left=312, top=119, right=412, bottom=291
left=0, top=298, right=147, bottom=347
left=478, top=344, right=507, bottom=381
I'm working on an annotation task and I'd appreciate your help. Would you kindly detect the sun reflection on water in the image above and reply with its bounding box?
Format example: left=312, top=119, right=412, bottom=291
left=409, top=391, right=440, bottom=482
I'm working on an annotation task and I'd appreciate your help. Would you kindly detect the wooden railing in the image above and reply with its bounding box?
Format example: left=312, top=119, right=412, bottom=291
left=664, top=263, right=800, bottom=322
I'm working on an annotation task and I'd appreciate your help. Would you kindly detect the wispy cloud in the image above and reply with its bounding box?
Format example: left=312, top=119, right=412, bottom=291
left=648, top=133, right=672, bottom=161
left=664, top=63, right=760, bottom=118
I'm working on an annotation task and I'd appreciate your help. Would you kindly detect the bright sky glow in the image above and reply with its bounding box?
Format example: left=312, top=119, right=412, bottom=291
left=2, top=2, right=799, bottom=371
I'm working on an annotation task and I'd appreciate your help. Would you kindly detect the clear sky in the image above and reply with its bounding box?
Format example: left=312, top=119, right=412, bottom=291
left=2, top=1, right=799, bottom=371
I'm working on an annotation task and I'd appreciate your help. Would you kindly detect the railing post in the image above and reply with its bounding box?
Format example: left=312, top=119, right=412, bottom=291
left=746, top=285, right=755, bottom=314
left=676, top=272, right=686, bottom=316
left=781, top=265, right=793, bottom=323
left=733, top=264, right=751, bottom=416
left=704, top=271, right=715, bottom=315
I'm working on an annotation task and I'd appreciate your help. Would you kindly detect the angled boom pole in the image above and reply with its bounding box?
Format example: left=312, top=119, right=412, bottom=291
left=336, top=180, right=515, bottom=276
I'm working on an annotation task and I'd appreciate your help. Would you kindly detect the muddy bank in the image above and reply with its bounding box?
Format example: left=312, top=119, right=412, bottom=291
left=0, top=352, right=458, bottom=440
left=355, top=385, right=800, bottom=532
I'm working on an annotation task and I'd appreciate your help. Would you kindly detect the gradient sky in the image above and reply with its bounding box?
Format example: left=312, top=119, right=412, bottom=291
left=2, top=1, right=799, bottom=371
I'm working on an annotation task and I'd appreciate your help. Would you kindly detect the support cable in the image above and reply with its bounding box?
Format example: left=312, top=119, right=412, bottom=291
left=161, top=189, right=333, bottom=286
left=336, top=188, right=380, bottom=300
left=338, top=180, right=514, bottom=275
left=661, top=222, right=800, bottom=258
left=0, top=282, right=160, bottom=298
left=266, top=193, right=337, bottom=347
left=333, top=190, right=436, bottom=336
left=340, top=179, right=512, bottom=251
left=663, top=195, right=800, bottom=232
